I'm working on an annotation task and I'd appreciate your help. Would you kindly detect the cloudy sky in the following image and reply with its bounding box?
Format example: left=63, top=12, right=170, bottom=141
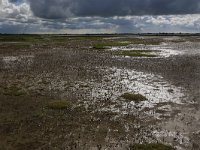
left=1, top=0, right=200, bottom=33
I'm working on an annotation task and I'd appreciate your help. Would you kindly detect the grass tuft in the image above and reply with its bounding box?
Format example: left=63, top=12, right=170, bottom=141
left=129, top=143, right=175, bottom=150
left=47, top=100, right=72, bottom=110
left=121, top=93, right=147, bottom=103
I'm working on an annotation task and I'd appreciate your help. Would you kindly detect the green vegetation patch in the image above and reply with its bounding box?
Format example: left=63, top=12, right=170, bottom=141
left=93, top=42, right=130, bottom=49
left=121, top=93, right=147, bottom=103
left=130, top=143, right=175, bottom=150
left=114, top=50, right=158, bottom=57
left=0, top=43, right=31, bottom=49
left=47, top=100, right=72, bottom=110
left=77, top=36, right=103, bottom=40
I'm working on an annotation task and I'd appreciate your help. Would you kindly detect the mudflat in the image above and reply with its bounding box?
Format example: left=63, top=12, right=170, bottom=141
left=0, top=35, right=199, bottom=150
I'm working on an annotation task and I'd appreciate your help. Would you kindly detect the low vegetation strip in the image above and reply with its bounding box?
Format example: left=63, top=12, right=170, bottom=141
left=93, top=42, right=130, bottom=49
left=129, top=143, right=175, bottom=150
left=114, top=50, right=158, bottom=57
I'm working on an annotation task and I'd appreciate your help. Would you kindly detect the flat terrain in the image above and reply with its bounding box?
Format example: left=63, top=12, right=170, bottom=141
left=0, top=35, right=200, bottom=150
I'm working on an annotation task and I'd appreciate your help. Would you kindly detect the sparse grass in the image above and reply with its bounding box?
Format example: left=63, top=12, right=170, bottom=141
left=0, top=35, right=44, bottom=43
left=121, top=93, right=147, bottom=103
left=77, top=36, right=103, bottom=40
left=93, top=42, right=130, bottom=49
left=129, top=143, right=175, bottom=150
left=47, top=100, right=72, bottom=110
left=3, top=85, right=26, bottom=96
left=13, top=44, right=31, bottom=48
left=114, top=50, right=158, bottom=57
left=146, top=41, right=161, bottom=45
left=93, top=44, right=108, bottom=49
left=171, top=40, right=186, bottom=43
left=0, top=43, right=31, bottom=49
left=125, top=38, right=162, bottom=45
left=125, top=50, right=159, bottom=53
left=47, top=36, right=69, bottom=43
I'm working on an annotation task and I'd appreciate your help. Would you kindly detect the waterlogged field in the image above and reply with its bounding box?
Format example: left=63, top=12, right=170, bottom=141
left=0, top=34, right=200, bottom=150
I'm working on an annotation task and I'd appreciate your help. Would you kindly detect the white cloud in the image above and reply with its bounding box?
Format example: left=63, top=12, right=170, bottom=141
left=0, top=0, right=200, bottom=33
left=0, top=0, right=32, bottom=20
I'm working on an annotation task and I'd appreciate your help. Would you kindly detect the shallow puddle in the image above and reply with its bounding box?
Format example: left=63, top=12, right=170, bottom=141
left=153, top=129, right=190, bottom=150
left=111, top=43, right=182, bottom=58
left=82, top=67, right=186, bottom=119
left=2, top=55, right=34, bottom=68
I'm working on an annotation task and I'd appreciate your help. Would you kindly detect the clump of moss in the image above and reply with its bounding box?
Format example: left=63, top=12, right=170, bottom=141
left=114, top=50, right=158, bottom=57
left=129, top=143, right=175, bottom=150
left=93, top=44, right=108, bottom=49
left=47, top=100, right=72, bottom=110
left=121, top=93, right=147, bottom=103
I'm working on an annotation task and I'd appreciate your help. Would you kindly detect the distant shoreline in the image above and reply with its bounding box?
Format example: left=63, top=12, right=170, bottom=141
left=0, top=33, right=200, bottom=36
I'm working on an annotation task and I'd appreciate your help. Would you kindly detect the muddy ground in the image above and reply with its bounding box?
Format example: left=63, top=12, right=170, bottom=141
left=0, top=35, right=200, bottom=150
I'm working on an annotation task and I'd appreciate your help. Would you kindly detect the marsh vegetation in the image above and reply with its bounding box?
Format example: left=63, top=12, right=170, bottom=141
left=114, top=50, right=159, bottom=57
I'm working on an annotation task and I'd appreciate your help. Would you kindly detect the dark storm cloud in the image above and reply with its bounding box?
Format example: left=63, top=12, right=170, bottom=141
left=2, top=0, right=200, bottom=33
left=28, top=0, right=200, bottom=19
left=8, top=0, right=17, bottom=2
left=9, top=0, right=23, bottom=4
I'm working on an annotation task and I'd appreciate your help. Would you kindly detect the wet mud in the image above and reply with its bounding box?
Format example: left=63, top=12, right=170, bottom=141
left=0, top=35, right=200, bottom=150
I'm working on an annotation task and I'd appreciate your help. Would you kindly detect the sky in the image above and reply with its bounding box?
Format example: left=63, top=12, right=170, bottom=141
left=0, top=0, right=200, bottom=34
